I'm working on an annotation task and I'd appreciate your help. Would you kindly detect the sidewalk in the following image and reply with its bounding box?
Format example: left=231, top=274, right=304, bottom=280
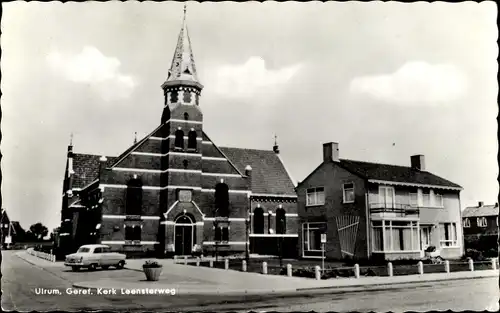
left=14, top=250, right=65, bottom=269
left=71, top=257, right=499, bottom=297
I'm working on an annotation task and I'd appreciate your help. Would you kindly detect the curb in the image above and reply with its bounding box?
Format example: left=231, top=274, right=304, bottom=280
left=71, top=271, right=497, bottom=297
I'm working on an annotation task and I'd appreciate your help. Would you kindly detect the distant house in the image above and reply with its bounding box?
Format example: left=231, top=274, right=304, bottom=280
left=296, top=142, right=464, bottom=261
left=1, top=209, right=16, bottom=247
left=462, top=202, right=499, bottom=253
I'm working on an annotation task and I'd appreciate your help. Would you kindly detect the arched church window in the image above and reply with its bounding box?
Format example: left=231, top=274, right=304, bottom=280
left=253, top=207, right=264, bottom=234
left=174, top=129, right=184, bottom=149
left=276, top=208, right=286, bottom=234
left=187, top=130, right=197, bottom=150
left=214, top=183, right=229, bottom=217
left=184, top=112, right=189, bottom=120
left=126, top=178, right=143, bottom=216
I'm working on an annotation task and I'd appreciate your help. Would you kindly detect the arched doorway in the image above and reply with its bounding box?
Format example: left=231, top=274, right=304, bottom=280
left=174, top=214, right=195, bottom=255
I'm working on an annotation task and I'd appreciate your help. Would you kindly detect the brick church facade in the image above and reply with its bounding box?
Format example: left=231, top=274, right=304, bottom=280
left=57, top=10, right=298, bottom=258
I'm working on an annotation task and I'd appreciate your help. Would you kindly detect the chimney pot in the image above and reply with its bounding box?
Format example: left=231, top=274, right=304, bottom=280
left=478, top=201, right=484, bottom=207
left=323, top=142, right=339, bottom=162
left=410, top=155, right=425, bottom=171
left=245, top=165, right=252, bottom=176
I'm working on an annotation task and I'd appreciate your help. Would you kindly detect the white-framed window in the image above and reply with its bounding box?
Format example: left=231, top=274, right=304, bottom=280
left=302, top=222, right=326, bottom=252
left=371, top=220, right=420, bottom=252
left=409, top=193, right=418, bottom=207
left=439, top=223, right=458, bottom=247
left=434, top=193, right=444, bottom=207
left=477, top=217, right=487, bottom=228
left=422, top=192, right=430, bottom=207
left=463, top=218, right=471, bottom=228
left=343, top=183, right=355, bottom=203
left=306, top=187, right=325, bottom=206
left=379, top=186, right=395, bottom=208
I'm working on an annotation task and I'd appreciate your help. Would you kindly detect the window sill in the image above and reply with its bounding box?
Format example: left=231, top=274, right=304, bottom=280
left=440, top=246, right=460, bottom=249
left=343, top=201, right=355, bottom=204
left=373, top=250, right=421, bottom=253
left=306, top=204, right=325, bottom=208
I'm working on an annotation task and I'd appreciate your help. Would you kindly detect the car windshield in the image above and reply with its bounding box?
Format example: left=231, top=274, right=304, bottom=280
left=102, top=248, right=111, bottom=253
left=77, top=247, right=90, bottom=253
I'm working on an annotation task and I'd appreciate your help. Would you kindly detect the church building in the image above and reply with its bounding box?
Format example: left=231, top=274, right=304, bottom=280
left=58, top=9, right=298, bottom=258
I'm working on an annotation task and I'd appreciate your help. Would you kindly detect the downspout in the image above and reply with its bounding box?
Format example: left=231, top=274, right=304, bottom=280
left=365, top=183, right=371, bottom=259
left=458, top=190, right=464, bottom=256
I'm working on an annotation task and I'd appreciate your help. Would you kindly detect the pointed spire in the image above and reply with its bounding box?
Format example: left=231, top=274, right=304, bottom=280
left=70, top=133, right=73, bottom=146
left=162, top=3, right=202, bottom=89
left=134, top=132, right=138, bottom=144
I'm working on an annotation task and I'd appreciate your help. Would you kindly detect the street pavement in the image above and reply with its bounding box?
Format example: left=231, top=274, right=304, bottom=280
left=2, top=250, right=499, bottom=312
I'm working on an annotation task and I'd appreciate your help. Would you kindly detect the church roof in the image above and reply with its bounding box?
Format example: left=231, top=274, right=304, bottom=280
left=219, top=147, right=297, bottom=196
left=162, top=5, right=201, bottom=88
left=71, top=153, right=117, bottom=189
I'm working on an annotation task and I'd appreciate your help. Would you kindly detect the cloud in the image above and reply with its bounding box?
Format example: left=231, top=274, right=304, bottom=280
left=47, top=46, right=137, bottom=101
left=211, top=56, right=301, bottom=99
left=349, top=61, right=468, bottom=104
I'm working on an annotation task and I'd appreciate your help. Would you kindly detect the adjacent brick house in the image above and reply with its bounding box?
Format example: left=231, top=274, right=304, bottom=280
left=297, top=142, right=464, bottom=261
left=57, top=11, right=298, bottom=258
left=462, top=202, right=499, bottom=253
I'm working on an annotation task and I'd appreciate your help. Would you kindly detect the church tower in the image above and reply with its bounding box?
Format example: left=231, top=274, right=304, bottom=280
left=161, top=5, right=203, bottom=124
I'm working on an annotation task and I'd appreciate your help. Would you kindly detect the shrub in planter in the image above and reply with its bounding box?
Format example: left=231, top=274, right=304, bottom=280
left=143, top=260, right=163, bottom=281
left=462, top=249, right=485, bottom=261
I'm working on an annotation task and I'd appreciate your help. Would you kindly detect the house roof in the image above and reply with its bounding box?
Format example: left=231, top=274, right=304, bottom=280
left=219, top=147, right=296, bottom=196
left=337, top=159, right=462, bottom=189
left=462, top=204, right=499, bottom=217
left=72, top=154, right=117, bottom=189
left=298, top=158, right=462, bottom=190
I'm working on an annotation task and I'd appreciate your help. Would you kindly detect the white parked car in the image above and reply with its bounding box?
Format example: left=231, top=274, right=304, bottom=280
left=64, top=244, right=126, bottom=271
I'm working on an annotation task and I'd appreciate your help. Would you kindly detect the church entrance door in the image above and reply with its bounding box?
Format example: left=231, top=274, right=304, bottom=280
left=174, top=215, right=194, bottom=255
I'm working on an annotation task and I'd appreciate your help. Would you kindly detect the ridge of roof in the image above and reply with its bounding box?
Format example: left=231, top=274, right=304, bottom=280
left=462, top=205, right=499, bottom=217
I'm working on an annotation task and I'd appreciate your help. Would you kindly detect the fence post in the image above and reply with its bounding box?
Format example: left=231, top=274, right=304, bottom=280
left=492, top=258, right=497, bottom=270
left=387, top=262, right=393, bottom=277
left=354, top=264, right=360, bottom=279
left=242, top=260, right=247, bottom=272
left=468, top=259, right=474, bottom=271
left=315, top=265, right=321, bottom=280
left=225, top=259, right=229, bottom=270
left=262, top=261, right=268, bottom=274
left=444, top=260, right=450, bottom=273
left=209, top=260, right=214, bottom=268
left=196, top=258, right=200, bottom=266
left=418, top=261, right=424, bottom=275
left=287, top=264, right=292, bottom=277
left=184, top=256, right=188, bottom=265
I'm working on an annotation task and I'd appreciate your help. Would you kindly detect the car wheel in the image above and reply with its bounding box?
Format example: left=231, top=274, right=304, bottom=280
left=102, top=265, right=110, bottom=270
left=88, top=263, right=97, bottom=271
left=72, top=266, right=80, bottom=272
left=116, top=261, right=125, bottom=269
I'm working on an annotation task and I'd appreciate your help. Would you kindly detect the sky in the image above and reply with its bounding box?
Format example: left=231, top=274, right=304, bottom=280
left=1, top=1, right=498, bottom=231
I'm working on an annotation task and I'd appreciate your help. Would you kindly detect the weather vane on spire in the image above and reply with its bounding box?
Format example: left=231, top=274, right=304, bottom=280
left=183, top=3, right=187, bottom=22
left=134, top=132, right=138, bottom=144
left=70, top=132, right=74, bottom=146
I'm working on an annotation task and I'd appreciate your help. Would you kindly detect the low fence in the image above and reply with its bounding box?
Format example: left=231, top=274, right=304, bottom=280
left=180, top=256, right=499, bottom=280
left=27, top=248, right=56, bottom=262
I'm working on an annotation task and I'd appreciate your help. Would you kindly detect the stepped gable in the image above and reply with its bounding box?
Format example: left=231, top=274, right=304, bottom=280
left=218, top=147, right=296, bottom=196
left=72, top=154, right=116, bottom=189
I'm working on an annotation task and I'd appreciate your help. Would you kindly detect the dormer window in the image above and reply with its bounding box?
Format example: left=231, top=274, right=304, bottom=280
left=174, top=129, right=184, bottom=150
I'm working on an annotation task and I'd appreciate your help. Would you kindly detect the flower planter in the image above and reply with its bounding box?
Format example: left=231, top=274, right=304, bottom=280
left=143, top=266, right=163, bottom=281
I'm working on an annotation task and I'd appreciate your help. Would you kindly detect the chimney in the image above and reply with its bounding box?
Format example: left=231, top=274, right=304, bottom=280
left=410, top=155, right=425, bottom=171
left=478, top=201, right=484, bottom=207
left=323, top=142, right=339, bottom=162
left=495, top=202, right=499, bottom=208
